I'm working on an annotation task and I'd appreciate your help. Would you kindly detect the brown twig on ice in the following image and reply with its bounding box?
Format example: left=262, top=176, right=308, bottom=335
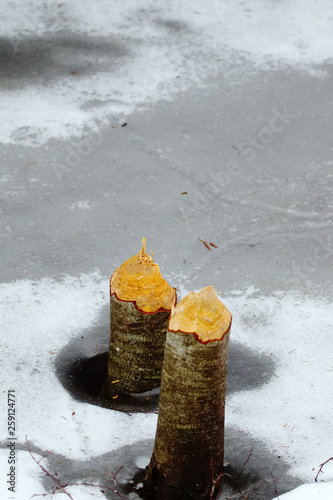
left=26, top=436, right=124, bottom=499
left=198, top=237, right=211, bottom=250
left=208, top=457, right=231, bottom=500
left=236, top=446, right=254, bottom=485
left=26, top=436, right=73, bottom=500
left=270, top=471, right=279, bottom=498
left=198, top=237, right=218, bottom=250
left=109, top=466, right=124, bottom=497
left=315, top=456, right=333, bottom=482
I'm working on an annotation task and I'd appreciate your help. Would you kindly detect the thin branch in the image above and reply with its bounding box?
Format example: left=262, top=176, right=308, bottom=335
left=207, top=457, right=231, bottom=500
left=198, top=237, right=211, bottom=250
left=270, top=471, right=279, bottom=498
left=209, top=471, right=231, bottom=500
left=26, top=436, right=125, bottom=499
left=26, top=436, right=73, bottom=500
left=109, top=465, right=125, bottom=499
left=315, top=456, right=333, bottom=482
left=237, top=446, right=254, bottom=484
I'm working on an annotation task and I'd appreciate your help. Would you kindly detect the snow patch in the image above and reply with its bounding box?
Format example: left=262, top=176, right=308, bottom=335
left=1, top=1, right=333, bottom=145
left=0, top=274, right=332, bottom=497
left=0, top=273, right=158, bottom=462
left=224, top=291, right=333, bottom=482
left=272, top=481, right=333, bottom=500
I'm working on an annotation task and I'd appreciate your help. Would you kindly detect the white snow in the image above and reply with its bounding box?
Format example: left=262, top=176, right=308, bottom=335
left=225, top=290, right=333, bottom=482
left=272, top=481, right=333, bottom=500
left=0, top=448, right=46, bottom=498
left=0, top=273, right=158, bottom=499
left=1, top=274, right=332, bottom=498
left=2, top=2, right=333, bottom=499
left=1, top=1, right=333, bottom=145
left=0, top=273, right=157, bottom=461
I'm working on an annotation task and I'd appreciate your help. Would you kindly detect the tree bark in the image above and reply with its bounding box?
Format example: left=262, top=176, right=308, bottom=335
left=105, top=294, right=171, bottom=395
left=103, top=238, right=176, bottom=398
left=144, top=287, right=231, bottom=499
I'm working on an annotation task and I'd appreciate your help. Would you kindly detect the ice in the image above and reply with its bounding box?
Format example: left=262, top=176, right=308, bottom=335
left=1, top=1, right=333, bottom=499
left=1, top=1, right=333, bottom=145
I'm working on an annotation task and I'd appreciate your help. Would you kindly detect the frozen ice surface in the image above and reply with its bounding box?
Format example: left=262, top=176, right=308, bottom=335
left=1, top=0, right=333, bottom=145
left=1, top=1, right=333, bottom=499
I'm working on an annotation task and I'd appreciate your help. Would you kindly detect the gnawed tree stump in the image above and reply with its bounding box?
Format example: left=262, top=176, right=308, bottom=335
left=144, top=286, right=232, bottom=499
left=103, top=238, right=176, bottom=398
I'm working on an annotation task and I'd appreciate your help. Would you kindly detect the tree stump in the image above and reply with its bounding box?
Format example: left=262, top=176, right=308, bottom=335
left=103, top=238, right=176, bottom=398
left=144, top=286, right=232, bottom=499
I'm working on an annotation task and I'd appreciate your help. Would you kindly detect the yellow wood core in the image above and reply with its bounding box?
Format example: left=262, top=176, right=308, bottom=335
left=168, top=286, right=232, bottom=343
left=110, top=238, right=176, bottom=313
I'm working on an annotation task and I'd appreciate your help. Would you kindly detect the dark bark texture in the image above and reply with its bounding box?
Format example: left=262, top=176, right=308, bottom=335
left=144, top=329, right=230, bottom=499
left=104, top=294, right=170, bottom=397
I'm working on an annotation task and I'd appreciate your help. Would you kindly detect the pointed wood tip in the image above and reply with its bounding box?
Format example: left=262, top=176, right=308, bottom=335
left=110, top=239, right=176, bottom=313
left=141, top=237, right=147, bottom=256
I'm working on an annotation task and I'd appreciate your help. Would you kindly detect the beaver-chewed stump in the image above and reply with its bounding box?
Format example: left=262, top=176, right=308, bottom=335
left=103, top=238, right=176, bottom=399
left=143, top=286, right=232, bottom=499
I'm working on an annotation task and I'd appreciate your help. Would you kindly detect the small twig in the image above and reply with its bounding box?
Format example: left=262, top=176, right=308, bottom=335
left=315, top=456, right=333, bottom=482
left=198, top=237, right=211, bottom=250
left=208, top=457, right=231, bottom=500
left=26, top=436, right=73, bottom=500
left=198, top=237, right=218, bottom=250
left=209, top=471, right=231, bottom=500
left=26, top=436, right=125, bottom=499
left=110, top=466, right=125, bottom=498
left=270, top=471, right=279, bottom=498
left=237, top=446, right=253, bottom=484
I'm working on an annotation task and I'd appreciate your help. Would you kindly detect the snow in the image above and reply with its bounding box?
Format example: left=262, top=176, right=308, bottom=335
left=0, top=274, right=158, bottom=499
left=2, top=1, right=333, bottom=499
left=1, top=275, right=332, bottom=498
left=226, top=291, right=333, bottom=482
left=1, top=0, right=333, bottom=145
left=272, top=481, right=333, bottom=500
left=0, top=448, right=46, bottom=498
left=0, top=274, right=157, bottom=461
